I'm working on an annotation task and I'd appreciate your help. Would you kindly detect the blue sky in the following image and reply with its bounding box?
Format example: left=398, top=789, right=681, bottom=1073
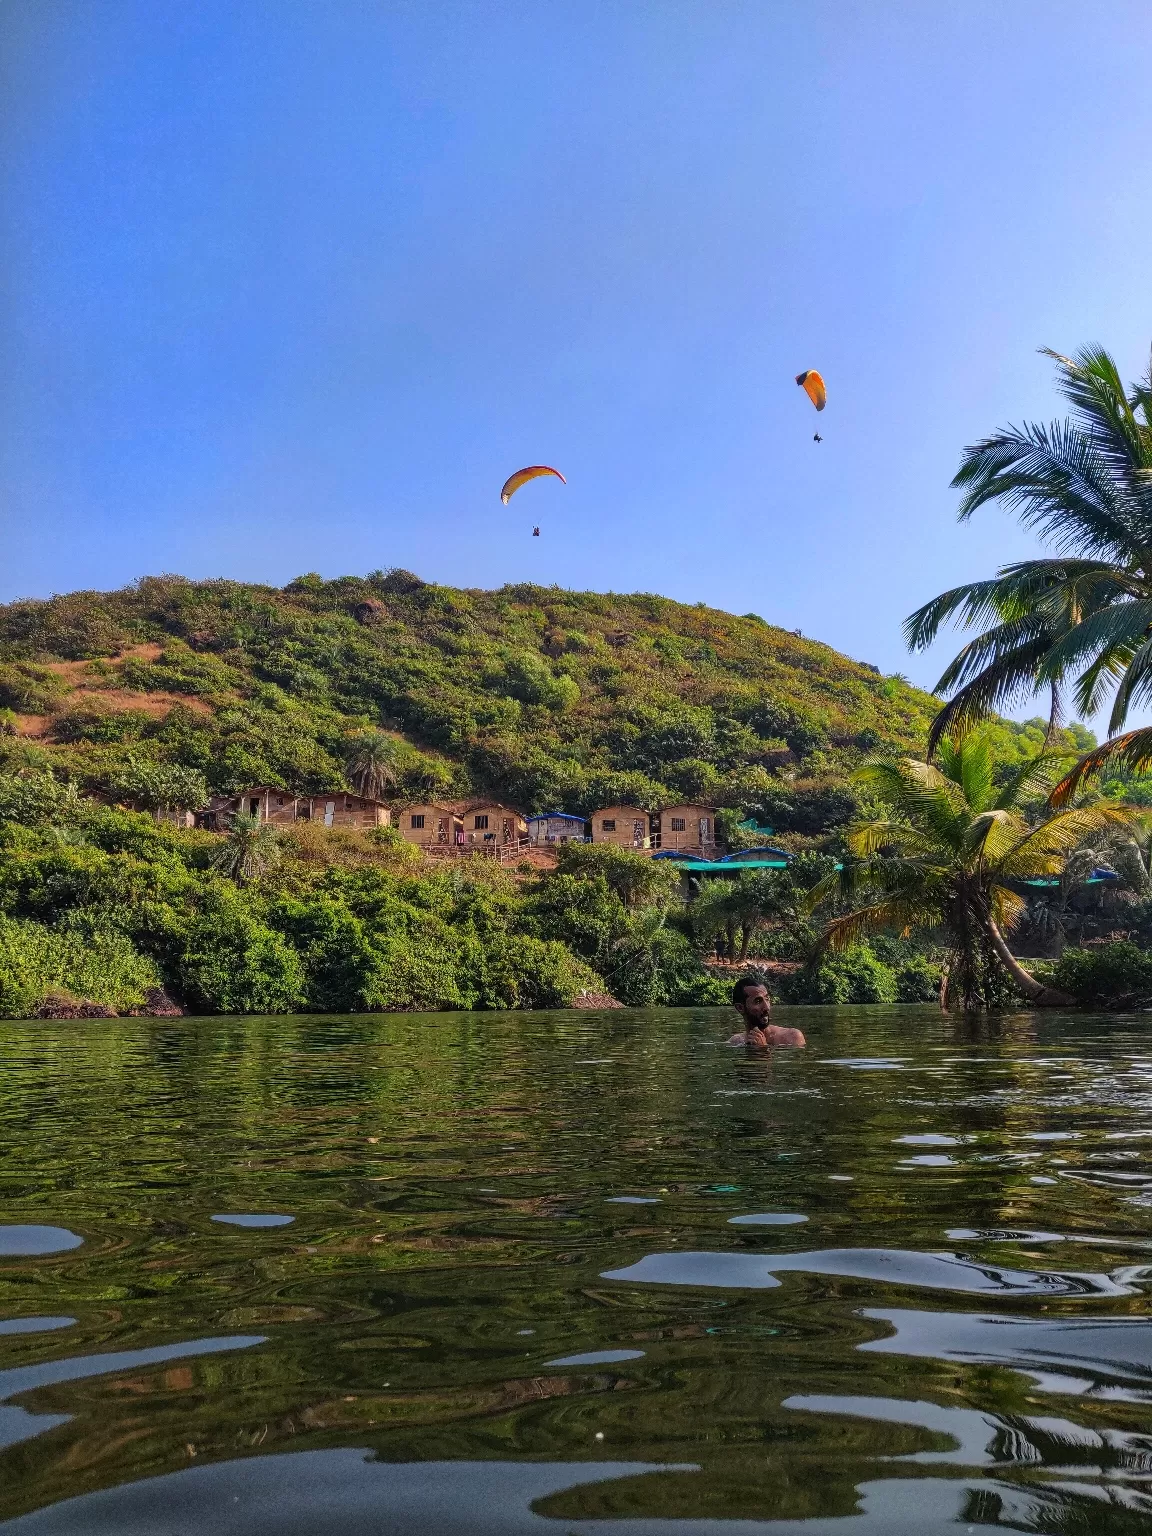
left=2, top=1, right=1151, bottom=712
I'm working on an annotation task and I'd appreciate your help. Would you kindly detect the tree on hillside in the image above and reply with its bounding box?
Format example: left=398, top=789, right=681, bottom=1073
left=211, top=812, right=282, bottom=883
left=689, top=871, right=803, bottom=963
left=553, top=842, right=679, bottom=909
left=905, top=346, right=1152, bottom=776
left=809, top=736, right=1140, bottom=1010
left=111, top=758, right=209, bottom=814
left=344, top=733, right=405, bottom=799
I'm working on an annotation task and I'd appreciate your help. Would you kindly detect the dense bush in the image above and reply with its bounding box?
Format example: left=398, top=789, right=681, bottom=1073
left=1049, top=944, right=1152, bottom=1008
left=173, top=902, right=308, bottom=1014
left=894, top=953, right=942, bottom=1003
left=779, top=944, right=898, bottom=1004
left=755, top=783, right=859, bottom=836
left=0, top=663, right=68, bottom=714
left=0, top=916, right=160, bottom=1017
left=0, top=779, right=711, bottom=1015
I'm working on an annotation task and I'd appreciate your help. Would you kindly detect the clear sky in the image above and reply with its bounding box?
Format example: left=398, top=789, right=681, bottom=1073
left=3, top=1, right=1151, bottom=709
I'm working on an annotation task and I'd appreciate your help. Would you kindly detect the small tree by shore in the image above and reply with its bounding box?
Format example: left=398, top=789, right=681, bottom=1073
left=809, top=736, right=1139, bottom=1010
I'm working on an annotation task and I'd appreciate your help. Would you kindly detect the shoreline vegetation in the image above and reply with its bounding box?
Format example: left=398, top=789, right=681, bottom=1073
left=3, top=343, right=1152, bottom=1016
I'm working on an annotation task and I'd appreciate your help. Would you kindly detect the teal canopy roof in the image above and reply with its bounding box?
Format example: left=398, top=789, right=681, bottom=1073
left=676, top=857, right=790, bottom=873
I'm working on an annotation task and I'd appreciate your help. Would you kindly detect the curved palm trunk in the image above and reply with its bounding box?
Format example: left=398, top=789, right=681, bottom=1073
left=984, top=914, right=1073, bottom=1006
left=1044, top=681, right=1062, bottom=747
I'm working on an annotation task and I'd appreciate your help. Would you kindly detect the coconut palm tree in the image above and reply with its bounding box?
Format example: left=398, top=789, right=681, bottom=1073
left=343, top=732, right=405, bottom=799
left=905, top=346, right=1152, bottom=768
left=809, top=735, right=1139, bottom=1010
left=211, top=812, right=282, bottom=883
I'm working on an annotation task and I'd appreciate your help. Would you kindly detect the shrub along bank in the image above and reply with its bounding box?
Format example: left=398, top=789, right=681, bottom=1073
left=0, top=777, right=733, bottom=1017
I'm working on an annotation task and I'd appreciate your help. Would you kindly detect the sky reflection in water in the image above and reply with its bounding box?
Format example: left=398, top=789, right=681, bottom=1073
left=0, top=1006, right=1151, bottom=1531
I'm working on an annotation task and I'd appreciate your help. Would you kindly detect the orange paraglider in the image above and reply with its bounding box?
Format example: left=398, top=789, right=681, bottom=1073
left=795, top=370, right=826, bottom=412
left=500, top=465, right=566, bottom=504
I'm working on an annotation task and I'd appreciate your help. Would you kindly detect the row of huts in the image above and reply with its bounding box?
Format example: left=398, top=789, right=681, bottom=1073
left=193, top=788, right=717, bottom=854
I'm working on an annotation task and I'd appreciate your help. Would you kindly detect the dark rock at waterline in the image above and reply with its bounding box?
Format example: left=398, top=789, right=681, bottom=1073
left=141, top=987, right=183, bottom=1017
left=35, top=993, right=116, bottom=1019
left=32, top=986, right=183, bottom=1020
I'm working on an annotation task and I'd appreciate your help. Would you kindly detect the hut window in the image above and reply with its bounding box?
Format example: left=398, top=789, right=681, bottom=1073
left=601, top=819, right=616, bottom=832
left=411, top=814, right=425, bottom=829
left=474, top=814, right=489, bottom=830
left=670, top=817, right=686, bottom=832
left=276, top=797, right=284, bottom=806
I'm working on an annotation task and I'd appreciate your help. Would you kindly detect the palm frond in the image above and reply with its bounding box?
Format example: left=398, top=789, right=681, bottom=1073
left=1071, top=643, right=1134, bottom=719
left=1107, top=635, right=1152, bottom=734
left=904, top=577, right=1042, bottom=652
left=844, top=819, right=916, bottom=857
left=856, top=757, right=969, bottom=851
left=1049, top=727, right=1152, bottom=806
left=1038, top=599, right=1152, bottom=684
left=992, top=751, right=1062, bottom=811
left=964, top=807, right=1024, bottom=865
left=952, top=733, right=994, bottom=812
left=926, top=637, right=1060, bottom=756
left=818, top=898, right=936, bottom=952
left=952, top=421, right=1137, bottom=559
left=1041, top=345, right=1152, bottom=479
left=990, top=886, right=1028, bottom=932
left=931, top=615, right=1054, bottom=694
left=998, top=802, right=1143, bottom=873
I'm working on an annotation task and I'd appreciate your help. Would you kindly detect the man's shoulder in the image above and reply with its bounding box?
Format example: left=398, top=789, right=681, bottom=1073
left=725, top=1031, right=748, bottom=1046
left=768, top=1025, right=805, bottom=1046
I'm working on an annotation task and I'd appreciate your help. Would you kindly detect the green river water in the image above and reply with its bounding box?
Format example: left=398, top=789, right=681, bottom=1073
left=0, top=1005, right=1151, bottom=1532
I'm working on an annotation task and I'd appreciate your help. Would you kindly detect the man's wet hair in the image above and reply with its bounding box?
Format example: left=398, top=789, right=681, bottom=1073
left=732, top=976, right=769, bottom=1009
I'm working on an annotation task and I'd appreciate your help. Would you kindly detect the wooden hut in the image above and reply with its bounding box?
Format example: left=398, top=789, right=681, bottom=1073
left=458, top=803, right=528, bottom=849
left=299, top=793, right=390, bottom=829
left=396, top=803, right=463, bottom=847
left=658, top=804, right=717, bottom=853
left=196, top=787, right=390, bottom=831
left=591, top=805, right=652, bottom=850
left=197, top=787, right=302, bottom=830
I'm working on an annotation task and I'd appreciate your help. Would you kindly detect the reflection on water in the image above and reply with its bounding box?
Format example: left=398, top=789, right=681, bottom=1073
left=602, top=1246, right=1140, bottom=1294
left=0, top=1005, right=1151, bottom=1530
left=210, top=1214, right=296, bottom=1228
left=0, top=1228, right=82, bottom=1257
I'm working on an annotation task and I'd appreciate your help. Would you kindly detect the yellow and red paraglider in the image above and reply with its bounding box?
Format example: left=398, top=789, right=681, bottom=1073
left=500, top=465, right=566, bottom=505
left=795, top=370, right=826, bottom=412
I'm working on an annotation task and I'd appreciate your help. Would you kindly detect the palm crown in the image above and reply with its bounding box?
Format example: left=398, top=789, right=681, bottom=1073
left=343, top=732, right=405, bottom=800
left=811, top=735, right=1136, bottom=1009
left=905, top=346, right=1152, bottom=785
left=211, top=811, right=282, bottom=883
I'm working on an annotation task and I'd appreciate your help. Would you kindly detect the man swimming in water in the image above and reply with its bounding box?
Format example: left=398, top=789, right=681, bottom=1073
left=726, top=977, right=805, bottom=1048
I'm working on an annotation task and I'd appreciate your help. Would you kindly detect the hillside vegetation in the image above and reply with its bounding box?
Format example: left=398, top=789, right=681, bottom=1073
left=0, top=573, right=1112, bottom=1017
left=0, top=571, right=947, bottom=837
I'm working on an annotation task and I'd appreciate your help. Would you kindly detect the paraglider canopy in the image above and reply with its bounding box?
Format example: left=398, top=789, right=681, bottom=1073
left=795, top=370, right=826, bottom=411
left=500, top=465, right=566, bottom=505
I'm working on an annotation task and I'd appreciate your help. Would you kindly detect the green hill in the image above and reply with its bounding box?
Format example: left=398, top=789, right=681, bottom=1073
left=0, top=572, right=1106, bottom=1018
left=0, top=570, right=943, bottom=836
